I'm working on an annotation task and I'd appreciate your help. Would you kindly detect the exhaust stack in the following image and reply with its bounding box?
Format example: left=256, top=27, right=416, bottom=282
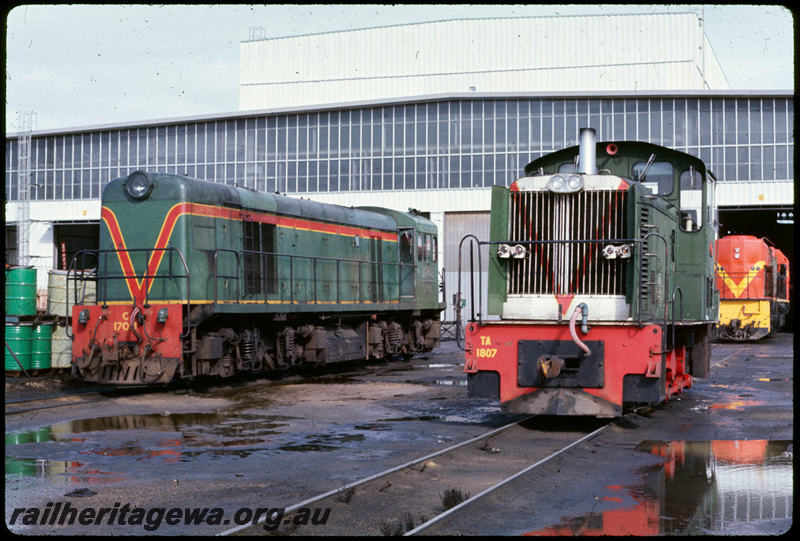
left=578, top=128, right=597, bottom=175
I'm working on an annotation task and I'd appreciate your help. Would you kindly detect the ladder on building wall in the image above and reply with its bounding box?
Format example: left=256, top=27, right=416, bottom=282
left=16, top=110, right=36, bottom=267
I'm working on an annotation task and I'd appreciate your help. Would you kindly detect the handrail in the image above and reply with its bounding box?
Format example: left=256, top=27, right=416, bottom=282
left=637, top=231, right=669, bottom=328
left=456, top=234, right=483, bottom=350
left=65, top=247, right=191, bottom=339
left=454, top=233, right=679, bottom=333
left=213, top=248, right=241, bottom=304
left=237, top=249, right=413, bottom=305
left=669, top=286, right=684, bottom=352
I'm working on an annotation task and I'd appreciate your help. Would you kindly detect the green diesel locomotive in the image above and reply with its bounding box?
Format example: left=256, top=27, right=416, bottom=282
left=68, top=172, right=444, bottom=384
left=463, top=128, right=719, bottom=417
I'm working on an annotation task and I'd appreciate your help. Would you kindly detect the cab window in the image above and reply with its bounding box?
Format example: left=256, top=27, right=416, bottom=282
left=399, top=230, right=414, bottom=263
left=415, top=233, right=438, bottom=262
left=679, top=169, right=703, bottom=231
left=634, top=161, right=674, bottom=195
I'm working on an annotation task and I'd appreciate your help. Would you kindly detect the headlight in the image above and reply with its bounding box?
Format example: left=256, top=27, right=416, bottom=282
left=547, top=174, right=583, bottom=193
left=125, top=171, right=154, bottom=200
left=548, top=175, right=566, bottom=191
left=567, top=174, right=583, bottom=191
left=602, top=244, right=633, bottom=259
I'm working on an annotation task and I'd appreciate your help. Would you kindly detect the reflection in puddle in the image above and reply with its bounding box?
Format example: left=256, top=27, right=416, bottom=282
left=708, top=400, right=764, bottom=410
left=431, top=379, right=467, bottom=386
left=6, top=389, right=503, bottom=496
left=5, top=456, right=126, bottom=489
left=526, top=440, right=792, bottom=535
left=4, top=410, right=365, bottom=488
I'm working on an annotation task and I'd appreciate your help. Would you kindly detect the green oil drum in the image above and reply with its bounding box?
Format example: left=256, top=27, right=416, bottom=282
left=5, top=267, right=37, bottom=316
left=32, top=324, right=52, bottom=370
left=5, top=324, right=32, bottom=371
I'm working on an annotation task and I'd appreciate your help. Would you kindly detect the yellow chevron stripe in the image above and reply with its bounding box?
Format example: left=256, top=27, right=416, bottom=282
left=716, top=260, right=766, bottom=297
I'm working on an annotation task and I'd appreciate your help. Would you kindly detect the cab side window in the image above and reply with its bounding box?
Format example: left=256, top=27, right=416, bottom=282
left=416, top=233, right=438, bottom=262
left=679, top=169, right=703, bottom=231
left=399, top=230, right=414, bottom=263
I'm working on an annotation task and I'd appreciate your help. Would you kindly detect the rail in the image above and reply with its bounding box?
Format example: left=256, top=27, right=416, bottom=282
left=456, top=233, right=677, bottom=331
left=213, top=248, right=242, bottom=303
left=670, top=286, right=684, bottom=352
left=637, top=231, right=670, bottom=329
left=716, top=269, right=778, bottom=301
left=456, top=235, right=483, bottom=350
left=221, top=249, right=415, bottom=305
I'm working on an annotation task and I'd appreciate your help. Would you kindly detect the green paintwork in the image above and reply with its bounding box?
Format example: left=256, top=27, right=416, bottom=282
left=92, top=173, right=443, bottom=323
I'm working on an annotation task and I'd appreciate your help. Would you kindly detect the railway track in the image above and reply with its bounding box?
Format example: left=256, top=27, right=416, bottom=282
left=3, top=383, right=158, bottom=416
left=3, top=361, right=363, bottom=417
left=222, top=415, right=612, bottom=536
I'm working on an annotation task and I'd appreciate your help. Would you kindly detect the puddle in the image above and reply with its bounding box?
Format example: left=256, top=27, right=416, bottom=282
left=4, top=409, right=369, bottom=487
left=691, top=389, right=767, bottom=411
left=375, top=415, right=442, bottom=422
left=6, top=456, right=126, bottom=490
left=708, top=400, right=764, bottom=410
left=353, top=423, right=394, bottom=431
left=526, top=440, right=792, bottom=535
left=278, top=433, right=366, bottom=453
left=7, top=396, right=493, bottom=491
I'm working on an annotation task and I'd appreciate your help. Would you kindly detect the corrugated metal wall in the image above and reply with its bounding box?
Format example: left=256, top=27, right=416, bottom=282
left=442, top=211, right=492, bottom=324
left=240, top=13, right=729, bottom=110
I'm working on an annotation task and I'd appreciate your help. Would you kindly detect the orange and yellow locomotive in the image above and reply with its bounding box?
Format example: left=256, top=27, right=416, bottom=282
left=715, top=235, right=790, bottom=341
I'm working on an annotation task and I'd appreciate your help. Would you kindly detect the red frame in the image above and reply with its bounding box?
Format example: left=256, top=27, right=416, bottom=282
left=464, top=321, right=691, bottom=410
left=72, top=304, right=183, bottom=362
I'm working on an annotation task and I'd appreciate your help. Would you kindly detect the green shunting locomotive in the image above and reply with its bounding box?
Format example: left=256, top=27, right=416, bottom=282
left=68, top=172, right=444, bottom=384
left=463, top=128, right=719, bottom=417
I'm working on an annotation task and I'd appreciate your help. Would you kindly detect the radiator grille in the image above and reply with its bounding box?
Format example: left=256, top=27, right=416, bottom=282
left=507, top=189, right=629, bottom=296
